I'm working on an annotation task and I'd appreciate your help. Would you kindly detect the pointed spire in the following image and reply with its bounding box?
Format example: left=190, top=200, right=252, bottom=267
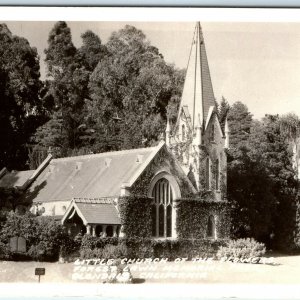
left=176, top=22, right=216, bottom=134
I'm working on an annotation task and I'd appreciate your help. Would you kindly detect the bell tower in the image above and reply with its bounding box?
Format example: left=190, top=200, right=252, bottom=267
left=168, top=22, right=228, bottom=200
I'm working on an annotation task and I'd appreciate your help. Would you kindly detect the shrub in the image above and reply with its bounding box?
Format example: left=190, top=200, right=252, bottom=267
left=102, top=243, right=128, bottom=259
left=0, top=241, right=11, bottom=259
left=0, top=212, right=69, bottom=261
left=80, top=247, right=103, bottom=259
left=217, top=238, right=266, bottom=262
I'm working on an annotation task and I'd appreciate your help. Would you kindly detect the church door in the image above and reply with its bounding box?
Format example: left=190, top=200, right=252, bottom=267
left=151, top=178, right=173, bottom=238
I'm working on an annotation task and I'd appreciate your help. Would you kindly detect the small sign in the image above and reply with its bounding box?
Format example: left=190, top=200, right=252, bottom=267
left=35, top=268, right=45, bottom=283
left=35, top=268, right=45, bottom=276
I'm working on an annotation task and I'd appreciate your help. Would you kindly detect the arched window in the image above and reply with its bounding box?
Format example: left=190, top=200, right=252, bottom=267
left=182, top=124, right=186, bottom=141
left=207, top=215, right=216, bottom=239
left=206, top=157, right=210, bottom=190
left=215, top=159, right=220, bottom=190
left=210, top=124, right=215, bottom=142
left=151, top=178, right=173, bottom=238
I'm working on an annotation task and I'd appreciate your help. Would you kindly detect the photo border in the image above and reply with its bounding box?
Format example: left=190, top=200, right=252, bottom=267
left=0, top=5, right=300, bottom=300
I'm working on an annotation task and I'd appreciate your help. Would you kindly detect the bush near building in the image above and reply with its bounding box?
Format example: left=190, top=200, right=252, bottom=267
left=0, top=212, right=68, bottom=261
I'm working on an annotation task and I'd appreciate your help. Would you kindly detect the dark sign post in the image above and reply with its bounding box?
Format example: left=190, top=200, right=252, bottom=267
left=35, top=268, right=45, bottom=283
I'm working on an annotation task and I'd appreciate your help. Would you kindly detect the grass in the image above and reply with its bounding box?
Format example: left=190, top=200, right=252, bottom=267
left=0, top=253, right=300, bottom=284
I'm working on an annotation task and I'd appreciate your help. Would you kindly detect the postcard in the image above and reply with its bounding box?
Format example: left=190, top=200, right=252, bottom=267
left=0, top=6, right=299, bottom=299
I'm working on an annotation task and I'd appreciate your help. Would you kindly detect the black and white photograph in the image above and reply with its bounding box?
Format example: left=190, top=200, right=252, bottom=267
left=0, top=7, right=300, bottom=298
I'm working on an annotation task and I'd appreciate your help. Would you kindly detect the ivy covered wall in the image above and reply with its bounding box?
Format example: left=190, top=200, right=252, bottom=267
left=130, top=145, right=195, bottom=198
left=118, top=196, right=153, bottom=238
left=176, top=198, right=231, bottom=239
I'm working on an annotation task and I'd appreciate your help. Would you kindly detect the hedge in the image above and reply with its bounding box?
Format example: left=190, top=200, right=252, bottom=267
left=77, top=236, right=228, bottom=260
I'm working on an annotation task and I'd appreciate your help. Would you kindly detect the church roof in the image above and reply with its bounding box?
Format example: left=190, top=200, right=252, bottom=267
left=176, top=22, right=216, bottom=131
left=0, top=169, right=35, bottom=189
left=61, top=198, right=121, bottom=225
left=23, top=142, right=164, bottom=203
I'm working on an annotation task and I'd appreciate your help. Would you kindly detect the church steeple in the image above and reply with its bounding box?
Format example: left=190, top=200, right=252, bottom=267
left=176, top=22, right=216, bottom=134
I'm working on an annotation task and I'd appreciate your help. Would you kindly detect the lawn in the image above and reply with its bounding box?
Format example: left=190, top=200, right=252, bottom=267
left=0, top=253, right=300, bottom=284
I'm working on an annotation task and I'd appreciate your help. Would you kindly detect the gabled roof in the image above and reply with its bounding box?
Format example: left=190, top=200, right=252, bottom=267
left=0, top=169, right=35, bottom=190
left=205, top=106, right=224, bottom=137
left=61, top=198, right=120, bottom=225
left=24, top=142, right=165, bottom=203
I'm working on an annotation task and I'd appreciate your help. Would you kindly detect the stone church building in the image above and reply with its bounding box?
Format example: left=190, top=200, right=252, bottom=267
left=0, top=22, right=229, bottom=240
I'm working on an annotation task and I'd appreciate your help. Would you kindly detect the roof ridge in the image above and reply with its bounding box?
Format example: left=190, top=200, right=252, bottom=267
left=51, top=146, right=157, bottom=162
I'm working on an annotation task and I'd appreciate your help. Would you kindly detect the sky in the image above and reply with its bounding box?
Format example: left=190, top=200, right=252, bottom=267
left=4, top=21, right=300, bottom=120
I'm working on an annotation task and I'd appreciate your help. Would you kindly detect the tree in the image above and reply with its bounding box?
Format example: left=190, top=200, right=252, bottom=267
left=34, top=22, right=103, bottom=157
left=218, top=97, right=230, bottom=131
left=78, top=30, right=108, bottom=71
left=0, top=24, right=42, bottom=170
left=87, top=25, right=184, bottom=152
left=227, top=107, right=298, bottom=248
left=280, top=113, right=300, bottom=178
left=227, top=101, right=253, bottom=160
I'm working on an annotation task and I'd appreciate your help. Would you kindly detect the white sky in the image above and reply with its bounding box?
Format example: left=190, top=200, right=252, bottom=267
left=4, top=21, right=300, bottom=120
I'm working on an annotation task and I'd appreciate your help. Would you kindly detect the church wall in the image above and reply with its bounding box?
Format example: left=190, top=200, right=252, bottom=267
left=176, top=198, right=231, bottom=239
left=130, top=146, right=195, bottom=198
left=201, top=115, right=227, bottom=200
left=172, top=113, right=227, bottom=201
left=30, top=200, right=69, bottom=216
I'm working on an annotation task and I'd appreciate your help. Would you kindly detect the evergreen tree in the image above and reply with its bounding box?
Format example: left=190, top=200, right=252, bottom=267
left=33, top=22, right=105, bottom=157
left=218, top=96, right=230, bottom=131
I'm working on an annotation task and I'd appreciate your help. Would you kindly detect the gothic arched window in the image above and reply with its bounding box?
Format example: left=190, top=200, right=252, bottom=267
left=207, top=215, right=216, bottom=239
left=182, top=124, right=186, bottom=141
left=206, top=157, right=210, bottom=190
left=210, top=124, right=215, bottom=142
left=215, top=159, right=220, bottom=190
left=151, top=178, right=173, bottom=238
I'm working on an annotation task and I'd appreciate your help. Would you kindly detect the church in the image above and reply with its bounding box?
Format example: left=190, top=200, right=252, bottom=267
left=0, top=22, right=229, bottom=240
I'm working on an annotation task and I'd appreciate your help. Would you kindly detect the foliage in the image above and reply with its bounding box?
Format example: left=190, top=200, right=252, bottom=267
left=118, top=196, right=153, bottom=238
left=176, top=198, right=231, bottom=239
left=78, top=236, right=227, bottom=260
left=33, top=22, right=102, bottom=157
left=86, top=25, right=184, bottom=152
left=218, top=96, right=230, bottom=131
left=0, top=212, right=68, bottom=261
left=0, top=24, right=43, bottom=170
left=0, top=187, right=23, bottom=211
left=101, top=243, right=128, bottom=259
left=227, top=103, right=298, bottom=249
left=226, top=101, right=253, bottom=158
left=216, top=238, right=266, bottom=262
